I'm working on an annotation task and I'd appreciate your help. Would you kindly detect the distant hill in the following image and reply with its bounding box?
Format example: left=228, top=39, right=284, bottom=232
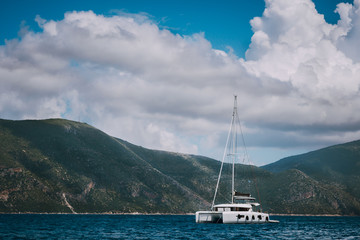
left=1, top=118, right=359, bottom=215
left=262, top=140, right=360, bottom=176
left=262, top=140, right=360, bottom=215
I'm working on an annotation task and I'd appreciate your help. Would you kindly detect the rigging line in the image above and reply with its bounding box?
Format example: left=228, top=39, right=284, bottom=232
left=211, top=112, right=234, bottom=210
left=218, top=188, right=231, bottom=204
left=251, top=164, right=263, bottom=211
left=236, top=109, right=263, bottom=209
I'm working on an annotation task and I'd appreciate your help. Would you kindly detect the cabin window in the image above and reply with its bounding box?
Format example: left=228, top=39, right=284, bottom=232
left=252, top=215, right=255, bottom=220
left=231, top=207, right=250, bottom=211
left=246, top=216, right=249, bottom=220
left=258, top=215, right=262, bottom=220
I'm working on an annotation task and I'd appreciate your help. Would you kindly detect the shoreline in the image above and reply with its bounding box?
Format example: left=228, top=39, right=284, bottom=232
left=270, top=213, right=346, bottom=217
left=0, top=212, right=358, bottom=217
left=0, top=212, right=194, bottom=216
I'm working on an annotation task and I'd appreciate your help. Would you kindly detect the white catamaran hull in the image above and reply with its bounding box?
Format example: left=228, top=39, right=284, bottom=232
left=196, top=211, right=271, bottom=224
left=222, top=211, right=269, bottom=224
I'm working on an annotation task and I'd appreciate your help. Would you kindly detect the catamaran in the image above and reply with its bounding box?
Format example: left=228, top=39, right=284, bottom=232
left=195, top=96, right=278, bottom=224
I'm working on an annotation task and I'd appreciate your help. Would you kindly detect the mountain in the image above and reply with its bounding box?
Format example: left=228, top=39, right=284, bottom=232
left=0, top=118, right=217, bottom=213
left=1, top=118, right=359, bottom=215
left=262, top=141, right=360, bottom=215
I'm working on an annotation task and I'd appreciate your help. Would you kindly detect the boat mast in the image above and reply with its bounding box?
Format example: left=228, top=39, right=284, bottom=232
left=231, top=95, right=238, bottom=204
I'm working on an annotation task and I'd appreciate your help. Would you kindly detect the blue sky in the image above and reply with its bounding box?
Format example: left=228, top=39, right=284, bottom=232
left=1, top=0, right=351, bottom=57
left=1, top=0, right=360, bottom=165
left=1, top=0, right=264, bottom=58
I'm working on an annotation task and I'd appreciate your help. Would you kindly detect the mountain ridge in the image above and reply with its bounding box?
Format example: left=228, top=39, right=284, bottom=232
left=262, top=139, right=360, bottom=201
left=1, top=118, right=359, bottom=215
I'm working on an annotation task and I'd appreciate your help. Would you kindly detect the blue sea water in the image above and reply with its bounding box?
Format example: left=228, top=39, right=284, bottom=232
left=0, top=214, right=359, bottom=239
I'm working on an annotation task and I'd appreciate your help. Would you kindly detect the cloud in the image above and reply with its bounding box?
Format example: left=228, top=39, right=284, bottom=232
left=334, top=0, right=360, bottom=62
left=0, top=10, right=244, bottom=155
left=1, top=2, right=360, bottom=165
left=243, top=0, right=360, bottom=127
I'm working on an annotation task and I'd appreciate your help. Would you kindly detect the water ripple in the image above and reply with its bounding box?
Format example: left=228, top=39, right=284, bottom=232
left=0, top=214, right=359, bottom=239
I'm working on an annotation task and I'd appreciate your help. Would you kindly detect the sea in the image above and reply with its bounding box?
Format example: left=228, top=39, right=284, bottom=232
left=0, top=214, right=359, bottom=239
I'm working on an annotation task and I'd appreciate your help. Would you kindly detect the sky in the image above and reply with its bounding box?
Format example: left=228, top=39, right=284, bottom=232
left=1, top=0, right=360, bottom=166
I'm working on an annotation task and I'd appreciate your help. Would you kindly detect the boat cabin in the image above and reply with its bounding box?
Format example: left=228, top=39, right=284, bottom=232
left=233, top=192, right=256, bottom=202
left=213, top=204, right=252, bottom=212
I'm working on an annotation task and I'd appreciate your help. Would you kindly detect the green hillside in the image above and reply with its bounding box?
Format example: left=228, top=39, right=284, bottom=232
left=0, top=118, right=215, bottom=213
left=1, top=118, right=359, bottom=215
left=262, top=140, right=360, bottom=176
left=262, top=141, right=360, bottom=215
left=262, top=141, right=360, bottom=201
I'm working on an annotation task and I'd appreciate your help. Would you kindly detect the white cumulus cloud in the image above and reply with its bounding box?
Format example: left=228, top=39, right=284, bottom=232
left=243, top=0, right=360, bottom=126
